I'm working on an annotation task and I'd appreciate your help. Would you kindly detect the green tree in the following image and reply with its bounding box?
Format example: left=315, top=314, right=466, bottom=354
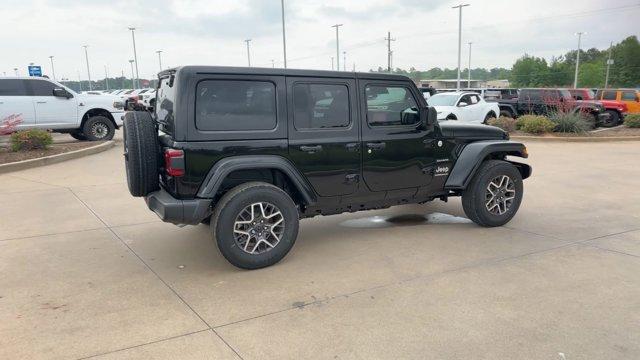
left=509, top=55, right=550, bottom=87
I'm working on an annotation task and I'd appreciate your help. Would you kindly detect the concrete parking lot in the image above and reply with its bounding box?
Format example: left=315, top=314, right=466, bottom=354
left=1, top=137, right=639, bottom=359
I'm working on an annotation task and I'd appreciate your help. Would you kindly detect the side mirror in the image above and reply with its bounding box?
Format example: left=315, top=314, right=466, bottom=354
left=458, top=102, right=468, bottom=107
left=53, top=88, right=72, bottom=99
left=419, top=106, right=437, bottom=130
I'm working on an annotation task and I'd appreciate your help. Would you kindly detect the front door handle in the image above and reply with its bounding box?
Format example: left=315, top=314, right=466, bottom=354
left=366, top=142, right=386, bottom=150
left=36, top=101, right=47, bottom=104
left=300, top=145, right=323, bottom=153
left=345, top=142, right=359, bottom=151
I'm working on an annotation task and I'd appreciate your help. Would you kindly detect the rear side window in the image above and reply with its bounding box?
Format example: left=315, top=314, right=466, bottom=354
left=196, top=80, right=276, bottom=131
left=0, top=79, right=29, bottom=96
left=602, top=91, right=617, bottom=100
left=30, top=80, right=57, bottom=96
left=293, top=83, right=349, bottom=129
left=621, top=91, right=637, bottom=101
left=365, top=85, right=418, bottom=127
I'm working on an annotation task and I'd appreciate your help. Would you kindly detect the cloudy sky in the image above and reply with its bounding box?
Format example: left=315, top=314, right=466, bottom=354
left=2, top=0, right=638, bottom=81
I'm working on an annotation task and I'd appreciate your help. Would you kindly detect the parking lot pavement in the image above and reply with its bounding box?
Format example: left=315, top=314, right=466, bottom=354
left=1, top=141, right=639, bottom=359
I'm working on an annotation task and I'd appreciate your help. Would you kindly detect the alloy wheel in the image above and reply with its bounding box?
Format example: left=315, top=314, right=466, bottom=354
left=485, top=175, right=516, bottom=215
left=233, top=202, right=285, bottom=255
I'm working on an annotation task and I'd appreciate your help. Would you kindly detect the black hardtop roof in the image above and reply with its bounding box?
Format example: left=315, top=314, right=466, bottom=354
left=159, top=65, right=411, bottom=82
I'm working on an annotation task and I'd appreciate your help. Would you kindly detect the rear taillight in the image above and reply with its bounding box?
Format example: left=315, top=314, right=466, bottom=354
left=164, top=149, right=185, bottom=177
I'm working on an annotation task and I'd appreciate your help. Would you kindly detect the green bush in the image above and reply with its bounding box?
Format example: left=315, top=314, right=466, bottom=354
left=10, top=129, right=53, bottom=152
left=487, top=116, right=517, bottom=133
left=624, top=114, right=640, bottom=128
left=517, top=115, right=555, bottom=134
left=550, top=112, right=592, bottom=133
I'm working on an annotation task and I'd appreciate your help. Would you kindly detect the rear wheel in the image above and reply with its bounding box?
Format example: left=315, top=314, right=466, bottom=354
left=499, top=109, right=514, bottom=118
left=212, top=182, right=299, bottom=270
left=462, top=160, right=523, bottom=227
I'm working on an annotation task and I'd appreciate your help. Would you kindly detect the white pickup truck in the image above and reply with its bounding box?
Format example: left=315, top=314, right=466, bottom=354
left=0, top=77, right=125, bottom=140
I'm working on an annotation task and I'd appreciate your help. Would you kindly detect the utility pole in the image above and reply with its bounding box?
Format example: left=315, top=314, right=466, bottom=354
left=385, top=31, right=395, bottom=72
left=156, top=50, right=163, bottom=72
left=77, top=70, right=83, bottom=91
left=343, top=51, right=346, bottom=71
left=271, top=60, right=275, bottom=68
left=281, top=0, right=287, bottom=68
left=82, top=45, right=92, bottom=90
left=244, top=39, right=252, bottom=67
left=104, top=65, right=110, bottom=91
left=573, top=31, right=585, bottom=89
left=452, top=4, right=469, bottom=90
left=331, top=24, right=343, bottom=71
left=48, top=56, right=56, bottom=80
left=128, top=60, right=135, bottom=89
left=128, top=27, right=140, bottom=88
left=467, top=42, right=472, bottom=88
left=604, top=41, right=613, bottom=88
left=331, top=57, right=334, bottom=71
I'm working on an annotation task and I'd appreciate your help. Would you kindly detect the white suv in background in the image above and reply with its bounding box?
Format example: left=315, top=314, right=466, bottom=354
left=426, top=91, right=500, bottom=124
left=0, top=77, right=124, bottom=140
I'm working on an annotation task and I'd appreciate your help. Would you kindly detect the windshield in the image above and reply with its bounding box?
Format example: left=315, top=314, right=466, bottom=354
left=427, top=94, right=459, bottom=106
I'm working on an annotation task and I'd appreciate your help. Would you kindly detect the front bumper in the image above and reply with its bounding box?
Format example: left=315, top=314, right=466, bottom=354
left=145, top=188, right=212, bottom=225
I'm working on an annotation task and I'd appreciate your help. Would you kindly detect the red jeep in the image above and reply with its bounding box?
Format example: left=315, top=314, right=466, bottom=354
left=569, top=89, right=627, bottom=126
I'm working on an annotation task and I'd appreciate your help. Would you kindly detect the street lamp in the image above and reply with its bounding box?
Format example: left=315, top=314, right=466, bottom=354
left=128, top=60, right=135, bottom=89
left=467, top=42, right=472, bottom=88
left=128, top=27, right=140, bottom=88
left=281, top=0, right=287, bottom=68
left=13, top=68, right=18, bottom=76
left=82, top=45, right=92, bottom=90
left=331, top=24, right=343, bottom=71
left=104, top=65, right=110, bottom=91
left=343, top=51, right=346, bottom=71
left=48, top=56, right=56, bottom=80
left=156, top=50, right=163, bottom=72
left=573, top=32, right=586, bottom=89
left=452, top=4, right=470, bottom=90
left=244, top=39, right=252, bottom=67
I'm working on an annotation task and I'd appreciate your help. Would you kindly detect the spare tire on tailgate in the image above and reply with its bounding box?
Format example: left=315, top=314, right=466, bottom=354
left=123, top=111, right=160, bottom=197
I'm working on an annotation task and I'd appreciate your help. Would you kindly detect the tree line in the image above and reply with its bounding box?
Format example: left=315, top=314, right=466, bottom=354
left=372, top=35, right=639, bottom=88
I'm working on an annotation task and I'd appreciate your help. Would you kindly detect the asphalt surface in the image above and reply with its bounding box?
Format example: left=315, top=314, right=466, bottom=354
left=1, top=134, right=639, bottom=359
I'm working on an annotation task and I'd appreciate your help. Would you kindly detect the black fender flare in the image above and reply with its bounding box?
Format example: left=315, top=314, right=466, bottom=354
left=444, top=141, right=531, bottom=190
left=196, top=155, right=317, bottom=204
left=498, top=104, right=516, bottom=116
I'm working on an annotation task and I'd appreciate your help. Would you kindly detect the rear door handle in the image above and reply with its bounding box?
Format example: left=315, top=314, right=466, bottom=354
left=366, top=142, right=386, bottom=150
left=300, top=145, right=323, bottom=153
left=36, top=101, right=47, bottom=104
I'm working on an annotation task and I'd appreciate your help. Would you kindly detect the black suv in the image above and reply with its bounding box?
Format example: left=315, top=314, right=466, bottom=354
left=123, top=66, right=531, bottom=269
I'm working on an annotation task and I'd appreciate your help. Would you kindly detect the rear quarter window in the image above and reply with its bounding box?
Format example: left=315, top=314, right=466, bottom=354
left=195, top=80, right=277, bottom=131
left=156, top=77, right=176, bottom=134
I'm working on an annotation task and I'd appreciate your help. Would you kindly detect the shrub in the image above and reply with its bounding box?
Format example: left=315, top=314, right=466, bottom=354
left=487, top=116, right=517, bottom=133
left=10, top=129, right=53, bottom=152
left=517, top=115, right=555, bottom=134
left=549, top=112, right=592, bottom=133
left=624, top=114, right=640, bottom=128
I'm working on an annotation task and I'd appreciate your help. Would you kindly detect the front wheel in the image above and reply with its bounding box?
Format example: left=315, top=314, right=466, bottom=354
left=462, top=160, right=523, bottom=227
left=82, top=116, right=115, bottom=141
left=600, top=110, right=620, bottom=127
left=211, top=182, right=299, bottom=269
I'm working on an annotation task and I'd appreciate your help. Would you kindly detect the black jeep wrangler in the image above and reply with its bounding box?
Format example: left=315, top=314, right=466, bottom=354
left=123, top=66, right=531, bottom=269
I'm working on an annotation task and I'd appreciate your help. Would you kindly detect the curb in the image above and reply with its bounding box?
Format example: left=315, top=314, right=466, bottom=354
left=0, top=140, right=115, bottom=174
left=511, top=135, right=640, bottom=142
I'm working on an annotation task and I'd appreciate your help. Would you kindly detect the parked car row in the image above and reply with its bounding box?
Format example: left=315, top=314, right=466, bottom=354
left=421, top=86, right=638, bottom=127
left=82, top=88, right=157, bottom=111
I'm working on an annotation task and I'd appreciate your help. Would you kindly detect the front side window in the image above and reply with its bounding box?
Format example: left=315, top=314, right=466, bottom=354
left=602, top=91, right=617, bottom=100
left=621, top=91, right=637, bottom=101
left=0, top=79, right=29, bottom=96
left=293, top=83, right=349, bottom=129
left=196, top=80, right=276, bottom=131
left=29, top=80, right=57, bottom=96
left=366, top=85, right=418, bottom=127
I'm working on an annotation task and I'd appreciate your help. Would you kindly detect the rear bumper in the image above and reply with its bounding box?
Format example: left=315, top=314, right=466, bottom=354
left=145, top=189, right=212, bottom=225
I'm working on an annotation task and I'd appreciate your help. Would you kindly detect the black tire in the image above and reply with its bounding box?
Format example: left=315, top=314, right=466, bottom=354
left=70, top=132, right=86, bottom=141
left=212, top=182, right=299, bottom=270
left=499, top=109, right=514, bottom=118
left=123, top=111, right=160, bottom=197
left=462, top=160, right=523, bottom=227
left=601, top=110, right=620, bottom=127
left=484, top=112, right=496, bottom=124
left=82, top=116, right=115, bottom=141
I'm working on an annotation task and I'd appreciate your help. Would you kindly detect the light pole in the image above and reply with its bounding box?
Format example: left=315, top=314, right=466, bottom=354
left=385, top=31, right=395, bottom=72
left=604, top=41, right=613, bottom=88
left=331, top=57, right=334, bottom=71
left=128, top=60, right=135, bottom=89
left=82, top=45, right=92, bottom=90
left=452, top=4, right=469, bottom=90
left=104, top=65, right=110, bottom=91
left=13, top=68, right=18, bottom=76
left=467, top=42, right=472, bottom=88
left=343, top=51, right=346, bottom=71
left=271, top=60, right=275, bottom=68
left=331, top=24, right=343, bottom=71
left=573, top=32, right=585, bottom=89
left=48, top=56, right=56, bottom=80
left=156, top=50, right=163, bottom=72
left=244, top=39, right=252, bottom=67
left=77, top=70, right=83, bottom=91
left=128, top=27, right=140, bottom=88
left=281, top=0, right=287, bottom=68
